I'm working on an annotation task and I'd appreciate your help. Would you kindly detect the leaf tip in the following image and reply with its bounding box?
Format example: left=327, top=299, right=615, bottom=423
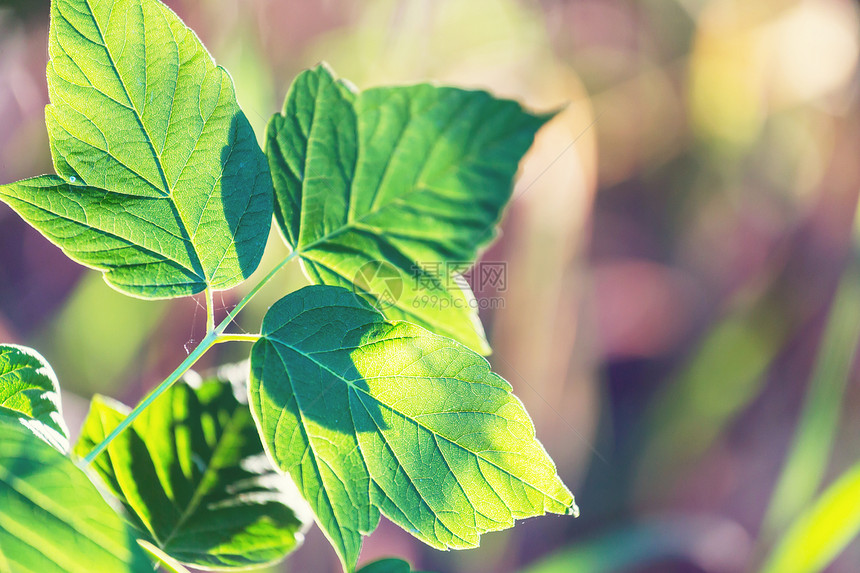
left=311, top=60, right=337, bottom=76
left=310, top=61, right=358, bottom=94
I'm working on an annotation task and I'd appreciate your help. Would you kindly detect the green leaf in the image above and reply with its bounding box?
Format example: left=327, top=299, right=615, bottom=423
left=0, top=344, right=69, bottom=453
left=249, top=285, right=576, bottom=572
left=0, top=422, right=152, bottom=572
left=357, top=559, right=410, bottom=573
left=358, top=558, right=433, bottom=573
left=266, top=64, right=549, bottom=354
left=0, top=0, right=273, bottom=299
left=74, top=370, right=308, bottom=570
left=137, top=541, right=192, bottom=573
left=760, top=460, right=860, bottom=573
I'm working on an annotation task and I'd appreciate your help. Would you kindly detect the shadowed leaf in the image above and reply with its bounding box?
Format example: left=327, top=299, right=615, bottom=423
left=249, top=285, right=576, bottom=571
left=75, top=370, right=308, bottom=570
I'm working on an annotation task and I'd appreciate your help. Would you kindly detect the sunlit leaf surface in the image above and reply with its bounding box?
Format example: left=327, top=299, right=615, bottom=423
left=0, top=0, right=272, bottom=299
left=0, top=344, right=69, bottom=452
left=250, top=285, right=576, bottom=571
left=0, top=422, right=151, bottom=572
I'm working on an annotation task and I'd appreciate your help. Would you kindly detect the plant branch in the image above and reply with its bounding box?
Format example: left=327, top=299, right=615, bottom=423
left=214, top=333, right=261, bottom=344
left=83, top=329, right=217, bottom=464
left=83, top=250, right=300, bottom=464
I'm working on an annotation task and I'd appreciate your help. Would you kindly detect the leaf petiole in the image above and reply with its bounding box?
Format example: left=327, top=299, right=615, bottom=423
left=82, top=250, right=300, bottom=464
left=205, top=288, right=215, bottom=333
left=214, top=333, right=261, bottom=344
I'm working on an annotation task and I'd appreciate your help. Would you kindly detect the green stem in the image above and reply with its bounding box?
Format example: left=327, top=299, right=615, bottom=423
left=214, top=333, right=261, bottom=344
left=205, top=288, right=215, bottom=333
left=217, top=250, right=300, bottom=332
left=83, top=330, right=217, bottom=464
left=83, top=250, right=299, bottom=464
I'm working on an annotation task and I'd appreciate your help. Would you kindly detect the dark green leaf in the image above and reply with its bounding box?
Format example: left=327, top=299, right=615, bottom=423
left=0, top=0, right=273, bottom=299
left=74, top=370, right=308, bottom=570
left=249, top=285, right=576, bottom=572
left=266, top=64, right=549, bottom=354
left=0, top=422, right=151, bottom=572
left=0, top=344, right=69, bottom=452
left=358, top=558, right=434, bottom=573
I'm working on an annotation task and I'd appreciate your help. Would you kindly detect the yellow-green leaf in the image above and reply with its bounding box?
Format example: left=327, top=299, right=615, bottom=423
left=761, top=461, right=860, bottom=573
left=249, top=285, right=576, bottom=572
left=0, top=344, right=69, bottom=452
left=0, top=0, right=273, bottom=299
left=0, top=422, right=151, bottom=572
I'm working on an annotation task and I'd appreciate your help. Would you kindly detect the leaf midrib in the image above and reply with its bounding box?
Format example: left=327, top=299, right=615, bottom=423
left=262, top=341, right=360, bottom=563
left=79, top=0, right=172, bottom=197
left=159, top=405, right=246, bottom=551
left=55, top=0, right=210, bottom=284
left=348, top=392, right=476, bottom=547
left=298, top=253, right=466, bottom=337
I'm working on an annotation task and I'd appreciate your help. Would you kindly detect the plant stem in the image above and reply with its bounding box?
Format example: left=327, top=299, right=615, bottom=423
left=83, top=329, right=217, bottom=464
left=216, top=250, right=299, bottom=331
left=214, top=333, right=261, bottom=344
left=205, top=288, right=215, bottom=333
left=83, top=250, right=299, bottom=464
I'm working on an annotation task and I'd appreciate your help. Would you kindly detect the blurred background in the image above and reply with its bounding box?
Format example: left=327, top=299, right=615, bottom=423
left=2, top=0, right=860, bottom=571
